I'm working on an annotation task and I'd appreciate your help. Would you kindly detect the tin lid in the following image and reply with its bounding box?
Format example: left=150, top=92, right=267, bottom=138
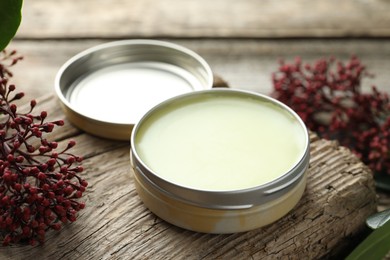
left=55, top=40, right=213, bottom=140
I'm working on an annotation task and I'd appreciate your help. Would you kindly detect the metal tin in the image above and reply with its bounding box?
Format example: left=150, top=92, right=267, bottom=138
left=55, top=40, right=213, bottom=140
left=130, top=89, right=310, bottom=233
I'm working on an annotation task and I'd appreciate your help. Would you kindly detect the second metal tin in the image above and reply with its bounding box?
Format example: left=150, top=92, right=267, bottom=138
left=55, top=40, right=213, bottom=140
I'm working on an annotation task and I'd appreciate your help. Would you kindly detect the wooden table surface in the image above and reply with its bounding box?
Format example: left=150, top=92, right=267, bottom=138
left=2, top=0, right=390, bottom=259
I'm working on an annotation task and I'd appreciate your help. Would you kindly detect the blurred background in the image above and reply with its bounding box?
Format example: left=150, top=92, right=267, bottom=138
left=8, top=0, right=390, bottom=100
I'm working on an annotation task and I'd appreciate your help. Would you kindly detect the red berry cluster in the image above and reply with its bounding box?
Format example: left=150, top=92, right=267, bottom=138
left=0, top=50, right=88, bottom=246
left=272, top=56, right=390, bottom=175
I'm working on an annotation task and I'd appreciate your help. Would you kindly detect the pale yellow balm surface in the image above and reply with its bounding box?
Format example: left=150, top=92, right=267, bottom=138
left=135, top=94, right=307, bottom=191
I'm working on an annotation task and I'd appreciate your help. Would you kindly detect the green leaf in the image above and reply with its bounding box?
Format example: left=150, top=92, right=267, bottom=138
left=345, top=220, right=390, bottom=260
left=366, top=209, right=390, bottom=230
left=0, top=0, right=23, bottom=51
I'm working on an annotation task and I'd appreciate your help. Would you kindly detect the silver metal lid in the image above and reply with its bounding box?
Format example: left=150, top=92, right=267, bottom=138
left=55, top=40, right=213, bottom=140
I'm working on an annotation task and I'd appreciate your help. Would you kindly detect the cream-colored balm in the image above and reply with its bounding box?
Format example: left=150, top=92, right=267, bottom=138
left=135, top=94, right=307, bottom=191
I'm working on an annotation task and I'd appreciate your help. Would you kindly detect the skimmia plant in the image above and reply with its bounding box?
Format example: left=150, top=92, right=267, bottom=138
left=272, top=56, right=390, bottom=176
left=0, top=50, right=88, bottom=246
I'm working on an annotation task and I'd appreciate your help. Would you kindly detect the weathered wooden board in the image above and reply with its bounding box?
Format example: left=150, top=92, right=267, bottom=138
left=0, top=95, right=377, bottom=259
left=16, top=0, right=390, bottom=38
left=7, top=39, right=390, bottom=101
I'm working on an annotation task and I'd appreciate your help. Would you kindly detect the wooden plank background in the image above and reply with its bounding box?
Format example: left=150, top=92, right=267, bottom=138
left=1, top=0, right=390, bottom=258
left=7, top=39, right=390, bottom=101
left=7, top=0, right=390, bottom=100
left=15, top=0, right=390, bottom=38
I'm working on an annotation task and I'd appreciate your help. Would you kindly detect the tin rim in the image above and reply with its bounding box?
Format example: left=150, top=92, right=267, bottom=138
left=55, top=40, right=213, bottom=139
left=131, top=89, right=310, bottom=209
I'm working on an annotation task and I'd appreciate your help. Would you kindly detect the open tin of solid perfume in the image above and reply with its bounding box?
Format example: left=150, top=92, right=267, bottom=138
left=55, top=40, right=213, bottom=140
left=131, top=89, right=310, bottom=233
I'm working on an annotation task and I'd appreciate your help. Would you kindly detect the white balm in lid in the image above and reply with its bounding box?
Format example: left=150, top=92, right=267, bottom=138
left=133, top=90, right=308, bottom=192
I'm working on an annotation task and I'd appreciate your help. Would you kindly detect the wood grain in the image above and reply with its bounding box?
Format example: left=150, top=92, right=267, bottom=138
left=0, top=96, right=377, bottom=259
left=16, top=0, right=390, bottom=38
left=7, top=39, right=390, bottom=101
